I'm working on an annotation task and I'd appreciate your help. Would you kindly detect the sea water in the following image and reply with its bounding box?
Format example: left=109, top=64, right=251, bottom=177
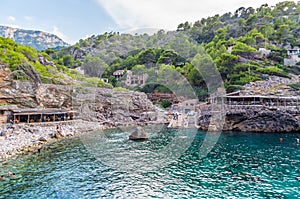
left=0, top=126, right=299, bottom=198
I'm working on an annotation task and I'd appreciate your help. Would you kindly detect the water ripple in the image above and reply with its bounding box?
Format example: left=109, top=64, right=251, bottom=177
left=0, top=129, right=299, bottom=198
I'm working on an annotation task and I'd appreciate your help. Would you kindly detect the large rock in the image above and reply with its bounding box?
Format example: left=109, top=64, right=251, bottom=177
left=129, top=127, right=149, bottom=140
left=198, top=105, right=300, bottom=132
left=39, top=137, right=48, bottom=142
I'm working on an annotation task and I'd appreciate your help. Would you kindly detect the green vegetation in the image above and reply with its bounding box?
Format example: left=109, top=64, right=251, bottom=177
left=2, top=1, right=300, bottom=100
left=288, top=83, right=300, bottom=90
left=0, top=37, right=112, bottom=88
left=161, top=100, right=172, bottom=108
left=45, top=1, right=300, bottom=100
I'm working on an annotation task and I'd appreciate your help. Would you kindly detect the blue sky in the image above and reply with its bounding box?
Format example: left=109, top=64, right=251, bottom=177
left=0, top=0, right=116, bottom=43
left=0, top=0, right=296, bottom=44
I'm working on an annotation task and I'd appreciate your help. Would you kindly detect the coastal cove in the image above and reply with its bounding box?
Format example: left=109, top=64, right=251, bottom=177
left=1, top=1, right=300, bottom=198
left=0, top=127, right=299, bottom=198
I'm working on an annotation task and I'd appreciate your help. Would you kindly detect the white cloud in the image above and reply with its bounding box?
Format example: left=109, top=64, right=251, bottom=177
left=96, top=0, right=297, bottom=30
left=7, top=16, right=16, bottom=22
left=24, top=16, right=33, bottom=21
left=52, top=26, right=75, bottom=44
left=53, top=26, right=67, bottom=40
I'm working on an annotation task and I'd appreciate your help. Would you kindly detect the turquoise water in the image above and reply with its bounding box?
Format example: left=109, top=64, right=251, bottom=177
left=0, top=127, right=299, bottom=198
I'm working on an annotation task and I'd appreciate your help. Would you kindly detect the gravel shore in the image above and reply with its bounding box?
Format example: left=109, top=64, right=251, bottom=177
left=0, top=120, right=105, bottom=161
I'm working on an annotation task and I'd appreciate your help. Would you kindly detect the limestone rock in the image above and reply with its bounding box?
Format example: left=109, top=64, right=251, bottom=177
left=39, top=137, right=48, bottom=142
left=129, top=127, right=149, bottom=140
left=54, top=132, right=64, bottom=139
left=198, top=105, right=300, bottom=132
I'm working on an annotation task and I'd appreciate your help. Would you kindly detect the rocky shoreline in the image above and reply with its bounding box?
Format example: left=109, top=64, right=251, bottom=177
left=198, top=105, right=300, bottom=132
left=0, top=120, right=109, bottom=161
left=1, top=73, right=168, bottom=161
left=0, top=119, right=168, bottom=161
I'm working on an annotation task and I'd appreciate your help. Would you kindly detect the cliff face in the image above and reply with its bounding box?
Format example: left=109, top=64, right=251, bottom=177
left=198, top=106, right=300, bottom=133
left=0, top=71, right=161, bottom=125
left=0, top=25, right=69, bottom=50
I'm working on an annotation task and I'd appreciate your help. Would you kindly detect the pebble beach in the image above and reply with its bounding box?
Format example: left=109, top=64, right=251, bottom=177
left=0, top=120, right=105, bottom=161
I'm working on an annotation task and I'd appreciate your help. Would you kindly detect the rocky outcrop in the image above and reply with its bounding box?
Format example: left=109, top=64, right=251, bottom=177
left=38, top=54, right=55, bottom=67
left=0, top=71, right=164, bottom=125
left=129, top=127, right=149, bottom=140
left=198, top=105, right=300, bottom=132
left=241, top=75, right=300, bottom=96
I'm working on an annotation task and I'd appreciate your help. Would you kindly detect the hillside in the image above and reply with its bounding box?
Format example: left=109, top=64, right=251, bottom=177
left=47, top=1, right=300, bottom=100
left=0, top=25, right=69, bottom=50
left=0, top=37, right=112, bottom=88
left=0, top=1, right=299, bottom=103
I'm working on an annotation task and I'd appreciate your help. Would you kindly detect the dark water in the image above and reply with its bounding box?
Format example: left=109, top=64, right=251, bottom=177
left=0, top=127, right=299, bottom=198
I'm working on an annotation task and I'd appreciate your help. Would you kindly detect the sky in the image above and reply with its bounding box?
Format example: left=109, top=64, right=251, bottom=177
left=0, top=0, right=297, bottom=44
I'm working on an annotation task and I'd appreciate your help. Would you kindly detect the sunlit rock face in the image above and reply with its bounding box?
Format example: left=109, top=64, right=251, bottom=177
left=0, top=25, right=69, bottom=50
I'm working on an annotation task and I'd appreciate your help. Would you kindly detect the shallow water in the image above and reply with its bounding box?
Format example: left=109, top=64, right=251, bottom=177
left=0, top=127, right=299, bottom=198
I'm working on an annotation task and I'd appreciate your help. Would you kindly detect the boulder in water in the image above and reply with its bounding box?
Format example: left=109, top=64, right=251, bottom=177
left=129, top=127, right=148, bottom=140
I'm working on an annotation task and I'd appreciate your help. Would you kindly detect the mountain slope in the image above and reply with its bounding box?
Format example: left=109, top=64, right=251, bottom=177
left=0, top=36, right=112, bottom=88
left=50, top=1, right=299, bottom=98
left=0, top=25, right=69, bottom=50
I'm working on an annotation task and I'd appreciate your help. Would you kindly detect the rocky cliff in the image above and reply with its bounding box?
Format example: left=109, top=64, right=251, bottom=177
left=0, top=25, right=69, bottom=50
left=198, top=105, right=300, bottom=133
left=0, top=71, right=163, bottom=125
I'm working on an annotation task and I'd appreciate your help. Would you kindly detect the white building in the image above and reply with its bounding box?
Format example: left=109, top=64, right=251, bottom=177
left=258, top=48, right=271, bottom=58
left=284, top=47, right=300, bottom=66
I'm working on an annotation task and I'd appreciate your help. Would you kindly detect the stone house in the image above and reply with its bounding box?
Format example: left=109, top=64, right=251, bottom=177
left=171, top=99, right=198, bottom=114
left=284, top=47, right=300, bottom=66
left=125, top=70, right=148, bottom=87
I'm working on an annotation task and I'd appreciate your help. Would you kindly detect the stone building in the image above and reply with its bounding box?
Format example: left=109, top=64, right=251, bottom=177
left=0, top=106, right=76, bottom=124
left=171, top=99, right=198, bottom=114
left=284, top=47, right=300, bottom=66
left=125, top=70, right=148, bottom=87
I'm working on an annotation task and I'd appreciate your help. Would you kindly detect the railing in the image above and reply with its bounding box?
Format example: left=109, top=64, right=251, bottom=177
left=14, top=119, right=80, bottom=127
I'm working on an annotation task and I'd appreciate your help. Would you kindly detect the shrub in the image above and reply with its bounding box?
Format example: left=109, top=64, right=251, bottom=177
left=288, top=83, right=300, bottom=90
left=161, top=100, right=171, bottom=108
left=257, top=66, right=289, bottom=78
